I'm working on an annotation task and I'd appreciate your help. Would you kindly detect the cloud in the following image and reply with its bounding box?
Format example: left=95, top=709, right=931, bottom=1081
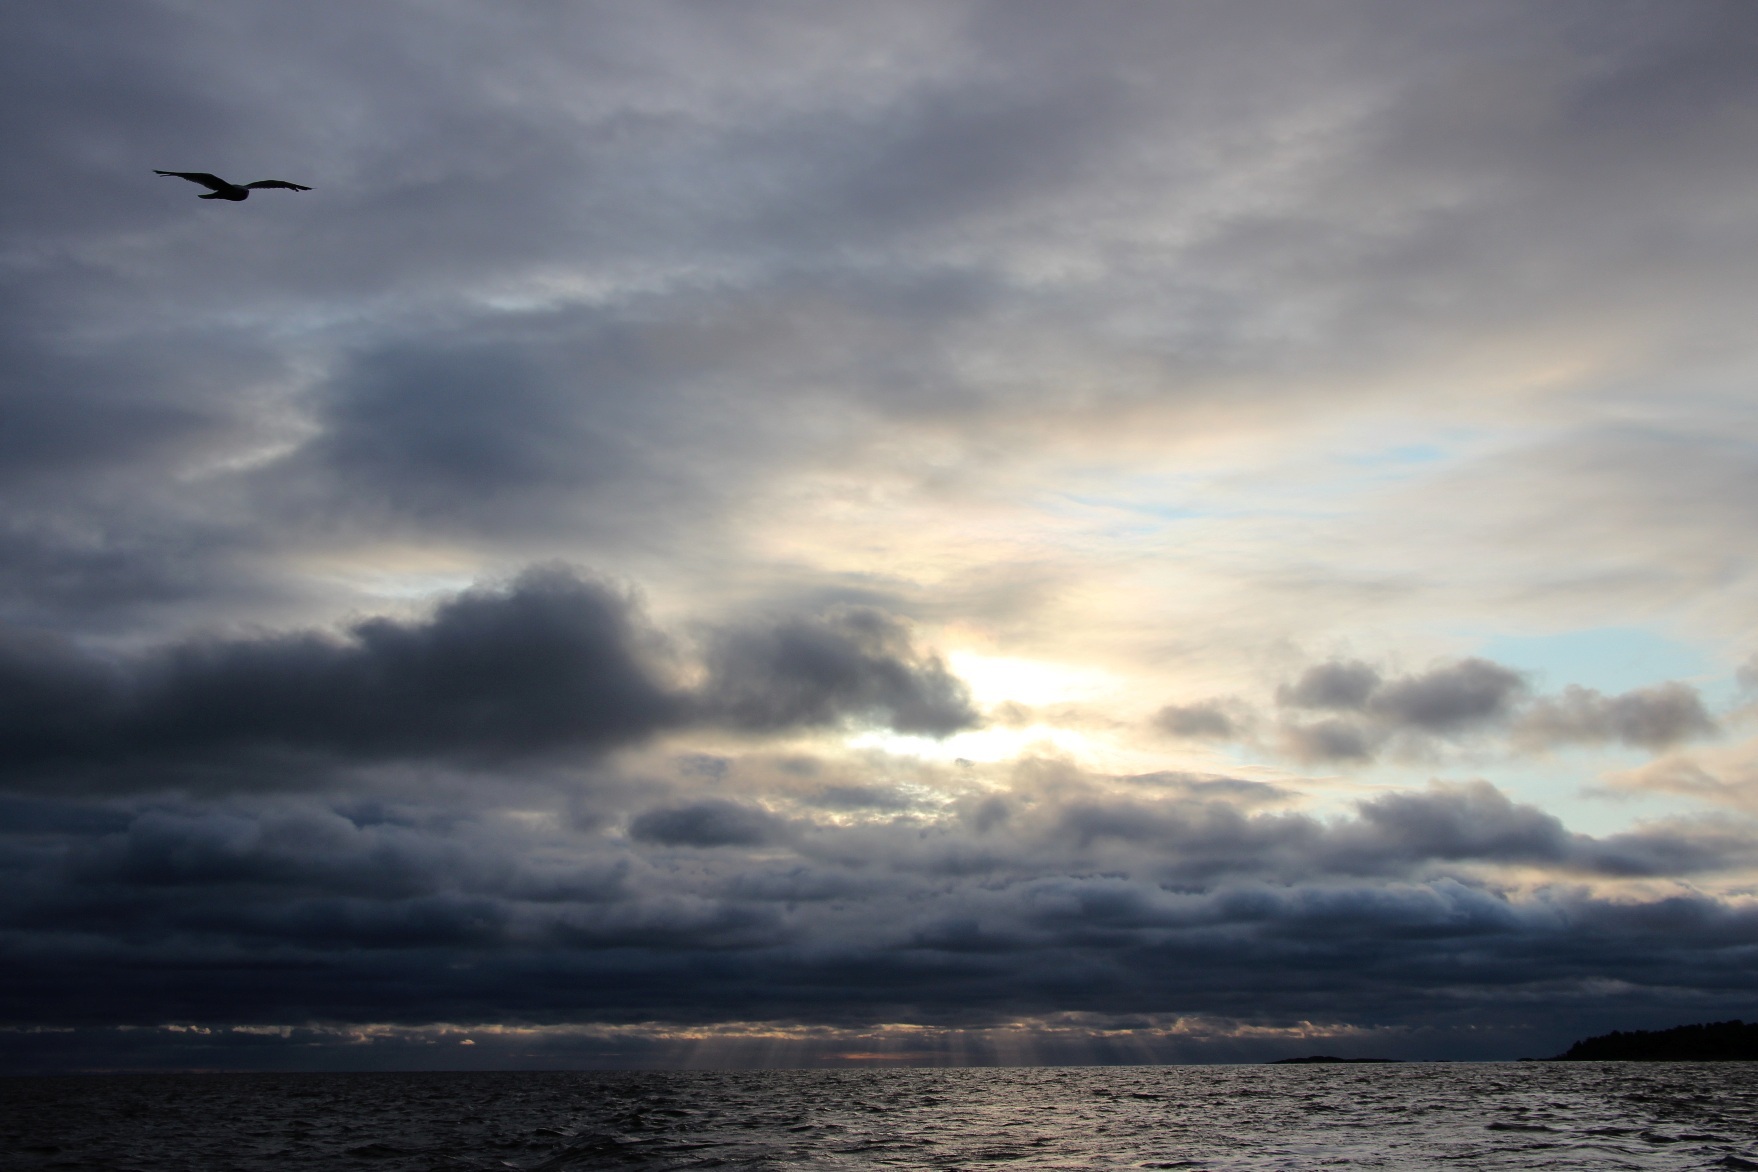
left=303, top=341, right=626, bottom=521
left=1277, top=660, right=1381, bottom=711
left=1178, top=653, right=1721, bottom=768
left=1271, top=659, right=1723, bottom=763
left=7, top=0, right=1758, bottom=1069
left=1278, top=717, right=1378, bottom=764
left=1032, top=775, right=1748, bottom=883
left=805, top=784, right=920, bottom=811
left=1515, top=682, right=1718, bottom=750
left=628, top=799, right=789, bottom=848
left=0, top=566, right=677, bottom=788
left=1121, top=772, right=1292, bottom=807
left=1152, top=700, right=1244, bottom=740
left=702, top=608, right=979, bottom=737
left=1348, top=781, right=1570, bottom=864
left=5, top=771, right=1757, bottom=1068
left=1367, top=659, right=1527, bottom=734
left=1271, top=657, right=1527, bottom=762
left=1601, top=739, right=1758, bottom=810
left=1175, top=658, right=1531, bottom=764
left=0, top=568, right=975, bottom=792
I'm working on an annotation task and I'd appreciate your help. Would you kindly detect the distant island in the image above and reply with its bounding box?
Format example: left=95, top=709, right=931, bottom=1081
left=1273, top=1055, right=1400, bottom=1064
left=1551, top=1020, right=1758, bottom=1061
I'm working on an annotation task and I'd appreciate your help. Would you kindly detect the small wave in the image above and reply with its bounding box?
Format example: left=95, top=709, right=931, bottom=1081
left=346, top=1142, right=419, bottom=1158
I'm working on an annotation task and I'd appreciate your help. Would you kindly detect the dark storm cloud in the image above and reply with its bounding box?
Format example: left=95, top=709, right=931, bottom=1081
left=1029, top=778, right=1739, bottom=883
left=0, top=569, right=974, bottom=791
left=1514, top=682, right=1718, bottom=750
left=629, top=800, right=789, bottom=848
left=1339, top=780, right=1727, bottom=877
left=4, top=773, right=1756, bottom=1067
left=703, top=608, right=979, bottom=737
left=0, top=567, right=676, bottom=786
left=1348, top=781, right=1569, bottom=865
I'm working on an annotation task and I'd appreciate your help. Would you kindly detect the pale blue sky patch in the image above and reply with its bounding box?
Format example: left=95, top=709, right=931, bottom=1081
left=1478, top=626, right=1714, bottom=696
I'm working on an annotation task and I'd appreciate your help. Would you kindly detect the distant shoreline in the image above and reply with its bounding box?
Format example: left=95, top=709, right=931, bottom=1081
left=1546, top=1020, right=1758, bottom=1062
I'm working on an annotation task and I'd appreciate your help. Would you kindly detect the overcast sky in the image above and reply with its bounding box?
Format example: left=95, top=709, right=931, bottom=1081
left=5, top=0, right=1758, bottom=1071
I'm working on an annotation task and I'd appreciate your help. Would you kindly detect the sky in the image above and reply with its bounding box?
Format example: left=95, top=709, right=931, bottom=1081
left=4, top=0, right=1758, bottom=1071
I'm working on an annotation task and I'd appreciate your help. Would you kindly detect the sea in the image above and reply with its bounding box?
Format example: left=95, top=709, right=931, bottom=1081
left=5, top=1063, right=1758, bottom=1171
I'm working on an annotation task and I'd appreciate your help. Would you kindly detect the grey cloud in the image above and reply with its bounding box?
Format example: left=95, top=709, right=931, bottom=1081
left=1273, top=658, right=1718, bottom=762
left=0, top=569, right=976, bottom=791
left=5, top=774, right=1757, bottom=1065
left=1515, top=682, right=1718, bottom=750
left=1368, top=659, right=1526, bottom=733
left=1341, top=781, right=1739, bottom=879
left=67, top=806, right=469, bottom=906
left=1003, top=770, right=1750, bottom=884
left=1048, top=798, right=1324, bottom=879
left=0, top=335, right=236, bottom=489
left=304, top=342, right=626, bottom=521
left=1152, top=700, right=1241, bottom=740
left=6, top=0, right=1758, bottom=641
left=984, top=773, right=1743, bottom=884
left=1278, top=718, right=1378, bottom=764
left=1271, top=657, right=1528, bottom=761
left=806, top=784, right=919, bottom=812
left=703, top=608, right=979, bottom=737
left=0, top=566, right=678, bottom=788
left=1122, top=772, right=1292, bottom=807
left=1347, top=781, right=1571, bottom=867
left=628, top=800, right=789, bottom=848
left=1277, top=660, right=1380, bottom=711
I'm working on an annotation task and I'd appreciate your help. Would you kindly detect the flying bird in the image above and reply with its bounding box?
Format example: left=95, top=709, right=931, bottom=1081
left=154, top=171, right=311, bottom=201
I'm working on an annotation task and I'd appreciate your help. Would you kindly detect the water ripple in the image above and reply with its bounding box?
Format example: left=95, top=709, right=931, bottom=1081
left=5, top=1063, right=1758, bottom=1170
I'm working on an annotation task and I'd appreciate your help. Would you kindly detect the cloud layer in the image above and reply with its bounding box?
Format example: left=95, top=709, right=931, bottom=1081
left=5, top=1, right=1758, bottom=1067
left=0, top=568, right=974, bottom=793
left=1162, top=656, right=1723, bottom=765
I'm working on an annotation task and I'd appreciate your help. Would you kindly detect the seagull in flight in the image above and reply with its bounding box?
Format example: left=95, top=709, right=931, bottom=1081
left=154, top=171, right=311, bottom=201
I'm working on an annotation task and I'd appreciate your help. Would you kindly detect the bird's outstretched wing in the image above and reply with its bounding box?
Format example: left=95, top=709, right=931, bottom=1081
left=155, top=170, right=230, bottom=190
left=243, top=180, right=311, bottom=191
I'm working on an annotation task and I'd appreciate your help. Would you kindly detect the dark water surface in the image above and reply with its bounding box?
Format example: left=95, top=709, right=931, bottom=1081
left=5, top=1063, right=1758, bottom=1171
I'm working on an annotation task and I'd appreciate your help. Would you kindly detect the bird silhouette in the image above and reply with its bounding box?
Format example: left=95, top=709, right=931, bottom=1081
left=154, top=171, right=311, bottom=201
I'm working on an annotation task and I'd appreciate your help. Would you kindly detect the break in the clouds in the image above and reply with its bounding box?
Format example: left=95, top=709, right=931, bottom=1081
left=6, top=1, right=1758, bottom=1069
